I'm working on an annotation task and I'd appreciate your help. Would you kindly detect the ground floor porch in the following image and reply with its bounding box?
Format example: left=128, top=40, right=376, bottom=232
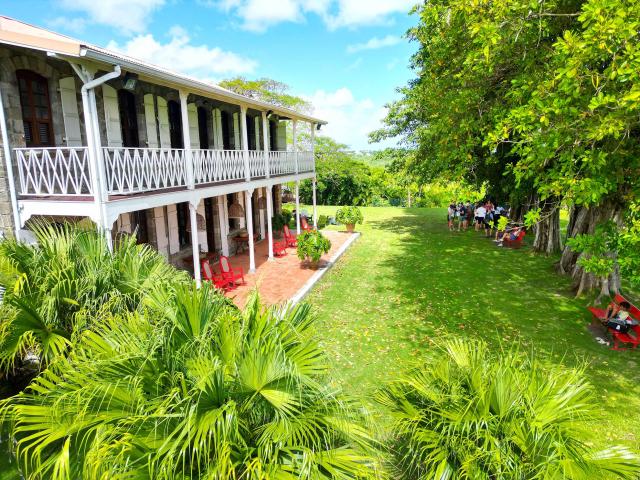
left=216, top=229, right=354, bottom=308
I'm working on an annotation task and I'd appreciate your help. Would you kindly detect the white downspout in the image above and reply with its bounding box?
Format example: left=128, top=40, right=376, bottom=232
left=0, top=84, right=21, bottom=239
left=69, top=63, right=121, bottom=245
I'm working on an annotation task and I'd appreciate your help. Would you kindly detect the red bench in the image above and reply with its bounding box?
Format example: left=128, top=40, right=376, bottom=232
left=588, top=294, right=640, bottom=350
left=503, top=229, right=526, bottom=249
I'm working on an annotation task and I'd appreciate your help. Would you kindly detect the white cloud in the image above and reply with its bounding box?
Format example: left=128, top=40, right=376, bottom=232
left=216, top=0, right=330, bottom=32
left=346, top=34, right=401, bottom=53
left=209, top=0, right=416, bottom=31
left=59, top=0, right=165, bottom=34
left=106, top=26, right=257, bottom=79
left=47, top=17, right=88, bottom=34
left=327, top=0, right=417, bottom=29
left=306, top=87, right=392, bottom=150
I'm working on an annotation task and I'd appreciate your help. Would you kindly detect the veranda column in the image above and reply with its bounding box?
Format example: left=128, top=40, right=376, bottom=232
left=259, top=187, right=266, bottom=240
left=312, top=178, right=317, bottom=228
left=311, top=122, right=317, bottom=227
left=295, top=180, right=301, bottom=234
left=179, top=90, right=194, bottom=189
left=293, top=119, right=298, bottom=174
left=262, top=111, right=270, bottom=178
left=245, top=189, right=256, bottom=272
left=189, top=201, right=201, bottom=287
left=241, top=105, right=250, bottom=181
left=217, top=196, right=230, bottom=256
left=266, top=185, right=274, bottom=260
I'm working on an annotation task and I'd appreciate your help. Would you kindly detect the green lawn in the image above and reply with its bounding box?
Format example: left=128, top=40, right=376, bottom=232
left=307, top=206, right=640, bottom=450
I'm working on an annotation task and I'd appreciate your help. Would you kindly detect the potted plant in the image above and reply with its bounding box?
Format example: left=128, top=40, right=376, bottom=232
left=296, top=230, right=331, bottom=268
left=335, top=206, right=363, bottom=232
left=271, top=213, right=286, bottom=238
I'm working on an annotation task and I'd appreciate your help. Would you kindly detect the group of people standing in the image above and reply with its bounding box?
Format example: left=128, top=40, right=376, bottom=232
left=447, top=200, right=507, bottom=235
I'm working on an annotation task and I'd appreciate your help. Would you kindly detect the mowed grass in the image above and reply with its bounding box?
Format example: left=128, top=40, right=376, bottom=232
left=306, top=206, right=640, bottom=450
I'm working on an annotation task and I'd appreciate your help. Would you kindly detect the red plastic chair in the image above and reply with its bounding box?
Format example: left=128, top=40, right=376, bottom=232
left=219, top=255, right=245, bottom=286
left=503, top=229, right=526, bottom=249
left=272, top=240, right=287, bottom=257
left=200, top=259, right=232, bottom=291
left=283, top=225, right=297, bottom=247
left=300, top=216, right=314, bottom=232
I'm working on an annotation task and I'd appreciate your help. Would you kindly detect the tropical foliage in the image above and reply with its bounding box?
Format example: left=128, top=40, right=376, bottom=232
left=297, top=231, right=332, bottom=264
left=219, top=77, right=312, bottom=113
left=373, top=0, right=640, bottom=291
left=0, top=224, right=179, bottom=396
left=1, top=286, right=379, bottom=479
left=376, top=339, right=640, bottom=479
left=335, top=207, right=363, bottom=227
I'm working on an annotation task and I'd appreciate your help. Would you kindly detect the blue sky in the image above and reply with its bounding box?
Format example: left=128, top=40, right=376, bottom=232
left=2, top=0, right=418, bottom=150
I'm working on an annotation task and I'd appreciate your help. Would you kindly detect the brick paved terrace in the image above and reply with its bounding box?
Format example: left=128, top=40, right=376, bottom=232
left=216, top=230, right=354, bottom=308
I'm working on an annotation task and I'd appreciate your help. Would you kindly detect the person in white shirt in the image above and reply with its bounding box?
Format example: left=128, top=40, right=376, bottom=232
left=474, top=204, right=486, bottom=231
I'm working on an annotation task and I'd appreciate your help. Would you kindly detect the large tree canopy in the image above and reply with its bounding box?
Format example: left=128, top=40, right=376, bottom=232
left=219, top=77, right=312, bottom=113
left=374, top=0, right=640, bottom=294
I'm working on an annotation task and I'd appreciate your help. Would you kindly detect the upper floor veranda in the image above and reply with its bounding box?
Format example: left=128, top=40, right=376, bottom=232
left=0, top=16, right=324, bottom=230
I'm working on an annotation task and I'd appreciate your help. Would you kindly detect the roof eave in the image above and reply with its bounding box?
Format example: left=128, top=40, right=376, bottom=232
left=81, top=47, right=327, bottom=125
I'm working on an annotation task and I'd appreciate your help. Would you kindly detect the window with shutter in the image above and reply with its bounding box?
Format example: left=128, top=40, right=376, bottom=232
left=143, top=94, right=159, bottom=148
left=269, top=120, right=278, bottom=151
left=16, top=70, right=54, bottom=147
left=187, top=103, right=200, bottom=149
left=117, top=90, right=139, bottom=148
left=221, top=111, right=231, bottom=149
left=167, top=100, right=183, bottom=149
left=198, top=107, right=209, bottom=149
left=157, top=97, right=171, bottom=148
left=59, top=77, right=82, bottom=146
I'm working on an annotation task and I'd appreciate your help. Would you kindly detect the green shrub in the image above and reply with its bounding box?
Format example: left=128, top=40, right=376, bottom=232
left=296, top=230, right=331, bottom=263
left=317, top=215, right=329, bottom=229
left=271, top=213, right=286, bottom=232
left=376, top=339, right=640, bottom=479
left=335, top=206, right=363, bottom=225
left=281, top=206, right=293, bottom=226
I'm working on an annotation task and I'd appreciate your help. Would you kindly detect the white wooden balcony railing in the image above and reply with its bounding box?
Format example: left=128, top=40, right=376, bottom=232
left=14, top=147, right=315, bottom=198
left=248, top=150, right=266, bottom=178
left=103, top=147, right=188, bottom=195
left=298, top=151, right=315, bottom=173
left=269, top=151, right=296, bottom=176
left=193, top=149, right=245, bottom=185
left=16, top=147, right=92, bottom=196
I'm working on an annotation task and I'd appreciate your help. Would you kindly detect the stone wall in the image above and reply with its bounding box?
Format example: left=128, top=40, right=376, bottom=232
left=0, top=45, right=85, bottom=236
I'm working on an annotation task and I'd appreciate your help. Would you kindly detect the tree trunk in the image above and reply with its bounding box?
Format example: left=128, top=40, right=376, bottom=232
left=557, top=202, right=623, bottom=299
left=531, top=196, right=562, bottom=255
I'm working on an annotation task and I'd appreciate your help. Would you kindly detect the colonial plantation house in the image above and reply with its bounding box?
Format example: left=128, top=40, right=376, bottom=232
left=0, top=16, right=325, bottom=285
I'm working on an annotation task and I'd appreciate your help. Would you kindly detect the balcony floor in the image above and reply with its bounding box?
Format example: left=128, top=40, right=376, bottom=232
left=219, top=229, right=354, bottom=308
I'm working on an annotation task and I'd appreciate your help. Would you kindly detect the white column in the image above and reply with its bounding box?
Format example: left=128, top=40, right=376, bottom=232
left=312, top=178, right=317, bottom=228
left=179, top=90, right=194, bottom=189
left=105, top=227, right=113, bottom=251
left=217, top=196, right=229, bottom=256
left=189, top=201, right=201, bottom=287
left=295, top=180, right=301, bottom=234
left=262, top=111, right=270, bottom=178
left=245, top=189, right=256, bottom=272
left=259, top=187, right=266, bottom=240
left=266, top=185, right=274, bottom=261
left=240, top=105, right=250, bottom=181
left=310, top=122, right=316, bottom=173
left=293, top=119, right=298, bottom=174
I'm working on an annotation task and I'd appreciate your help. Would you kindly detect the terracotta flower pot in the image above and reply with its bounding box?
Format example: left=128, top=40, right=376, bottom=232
left=346, top=223, right=355, bottom=233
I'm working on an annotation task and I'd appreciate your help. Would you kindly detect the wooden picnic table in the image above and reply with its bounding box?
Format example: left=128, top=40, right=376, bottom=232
left=233, top=233, right=259, bottom=253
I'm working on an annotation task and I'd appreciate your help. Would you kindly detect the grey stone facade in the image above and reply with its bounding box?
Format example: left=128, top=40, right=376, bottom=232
left=0, top=45, right=88, bottom=235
